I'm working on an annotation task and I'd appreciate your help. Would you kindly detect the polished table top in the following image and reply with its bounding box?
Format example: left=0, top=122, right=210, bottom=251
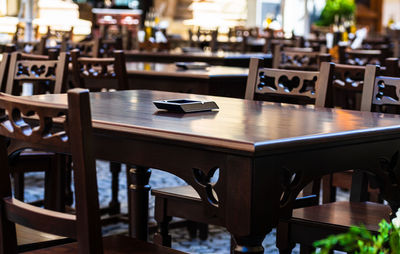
left=125, top=50, right=272, bottom=60
left=124, top=50, right=272, bottom=67
left=125, top=62, right=249, bottom=79
left=28, top=90, right=400, bottom=155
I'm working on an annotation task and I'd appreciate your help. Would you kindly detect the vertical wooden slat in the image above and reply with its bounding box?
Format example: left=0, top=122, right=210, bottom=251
left=67, top=89, right=103, bottom=254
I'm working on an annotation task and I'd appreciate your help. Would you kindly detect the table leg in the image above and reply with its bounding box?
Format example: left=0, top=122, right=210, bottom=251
left=108, top=162, right=121, bottom=215
left=232, top=234, right=266, bottom=254
left=127, top=165, right=151, bottom=241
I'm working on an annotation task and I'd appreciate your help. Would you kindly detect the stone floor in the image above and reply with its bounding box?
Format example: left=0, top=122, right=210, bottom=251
left=24, top=161, right=349, bottom=253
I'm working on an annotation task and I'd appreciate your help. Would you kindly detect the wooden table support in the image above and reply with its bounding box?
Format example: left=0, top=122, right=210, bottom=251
left=128, top=166, right=151, bottom=241
left=233, top=235, right=266, bottom=254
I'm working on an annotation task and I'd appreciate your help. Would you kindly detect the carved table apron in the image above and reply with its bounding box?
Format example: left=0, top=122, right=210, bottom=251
left=21, top=90, right=400, bottom=254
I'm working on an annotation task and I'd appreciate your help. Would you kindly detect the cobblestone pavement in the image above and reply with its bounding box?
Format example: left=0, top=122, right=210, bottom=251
left=24, top=161, right=349, bottom=253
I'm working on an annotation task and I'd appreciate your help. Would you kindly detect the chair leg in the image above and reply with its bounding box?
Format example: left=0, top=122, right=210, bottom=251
left=108, top=162, right=121, bottom=215
left=187, top=221, right=198, bottom=239
left=300, top=244, right=315, bottom=254
left=153, top=198, right=172, bottom=247
left=198, top=223, right=208, bottom=240
left=276, top=221, right=295, bottom=254
left=65, top=155, right=73, bottom=206
left=44, top=154, right=66, bottom=211
left=13, top=172, right=24, bottom=201
left=322, top=174, right=336, bottom=203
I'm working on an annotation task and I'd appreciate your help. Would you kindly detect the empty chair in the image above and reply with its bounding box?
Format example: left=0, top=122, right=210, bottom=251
left=71, top=48, right=128, bottom=216
left=0, top=89, right=185, bottom=254
left=71, top=49, right=128, bottom=91
left=339, top=46, right=387, bottom=66
left=276, top=64, right=399, bottom=254
left=272, top=44, right=331, bottom=71
left=6, top=51, right=69, bottom=95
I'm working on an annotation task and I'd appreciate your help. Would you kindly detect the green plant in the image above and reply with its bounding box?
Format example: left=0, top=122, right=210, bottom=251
left=315, top=0, right=356, bottom=26
left=313, top=209, right=400, bottom=254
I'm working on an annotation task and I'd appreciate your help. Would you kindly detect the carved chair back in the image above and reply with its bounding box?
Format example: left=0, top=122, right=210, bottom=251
left=263, top=38, right=299, bottom=54
left=67, top=38, right=122, bottom=58
left=46, top=26, right=74, bottom=42
left=188, top=28, right=219, bottom=51
left=245, top=58, right=331, bottom=106
left=326, top=63, right=367, bottom=110
left=0, top=89, right=103, bottom=253
left=272, top=44, right=332, bottom=71
left=71, top=49, right=128, bottom=91
left=339, top=46, right=386, bottom=66
left=5, top=51, right=69, bottom=96
left=361, top=64, right=400, bottom=113
left=327, top=61, right=400, bottom=110
left=6, top=52, right=69, bottom=95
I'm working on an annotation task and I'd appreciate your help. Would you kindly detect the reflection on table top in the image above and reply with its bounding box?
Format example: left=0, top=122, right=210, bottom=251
left=125, top=50, right=272, bottom=59
left=125, top=62, right=249, bottom=78
left=28, top=90, right=400, bottom=155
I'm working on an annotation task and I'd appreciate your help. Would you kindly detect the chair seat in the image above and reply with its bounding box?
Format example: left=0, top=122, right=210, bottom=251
left=27, top=235, right=185, bottom=253
left=17, top=224, right=72, bottom=252
left=291, top=201, right=391, bottom=233
left=10, top=150, right=55, bottom=173
left=152, top=185, right=200, bottom=201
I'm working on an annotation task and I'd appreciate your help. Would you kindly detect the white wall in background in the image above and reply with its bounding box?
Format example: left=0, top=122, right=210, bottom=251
left=382, top=0, right=400, bottom=27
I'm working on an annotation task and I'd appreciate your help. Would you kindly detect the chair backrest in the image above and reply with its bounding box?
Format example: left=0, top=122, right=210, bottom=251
left=339, top=46, right=385, bottom=66
left=361, top=64, right=400, bottom=112
left=245, top=58, right=332, bottom=106
left=5, top=51, right=69, bottom=95
left=325, top=63, right=367, bottom=110
left=272, top=44, right=331, bottom=71
left=0, top=89, right=103, bottom=253
left=71, top=49, right=128, bottom=91
left=69, top=38, right=122, bottom=58
left=46, top=26, right=74, bottom=42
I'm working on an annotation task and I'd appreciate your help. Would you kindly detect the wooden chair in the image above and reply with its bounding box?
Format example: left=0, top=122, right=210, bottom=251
left=70, top=49, right=128, bottom=92
left=65, top=37, right=122, bottom=58
left=272, top=44, right=331, bottom=71
left=0, top=88, right=185, bottom=254
left=6, top=51, right=69, bottom=95
left=0, top=51, right=70, bottom=212
left=322, top=62, right=400, bottom=204
left=188, top=27, right=218, bottom=51
left=70, top=48, right=128, bottom=216
left=276, top=65, right=398, bottom=254
left=151, top=59, right=333, bottom=247
left=338, top=46, right=387, bottom=66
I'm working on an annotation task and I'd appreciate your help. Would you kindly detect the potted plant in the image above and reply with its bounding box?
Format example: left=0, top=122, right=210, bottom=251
left=315, top=0, right=356, bottom=27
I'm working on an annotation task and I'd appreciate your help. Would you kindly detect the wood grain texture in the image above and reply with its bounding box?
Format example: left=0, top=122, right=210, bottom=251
left=124, top=50, right=272, bottom=68
left=28, top=90, right=400, bottom=155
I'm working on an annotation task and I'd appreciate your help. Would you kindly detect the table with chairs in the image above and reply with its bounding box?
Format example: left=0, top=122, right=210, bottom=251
left=2, top=23, right=400, bottom=254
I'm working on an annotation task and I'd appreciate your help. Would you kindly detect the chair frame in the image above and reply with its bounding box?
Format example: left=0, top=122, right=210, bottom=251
left=5, top=51, right=69, bottom=95
left=0, top=89, right=103, bottom=253
left=70, top=49, right=128, bottom=91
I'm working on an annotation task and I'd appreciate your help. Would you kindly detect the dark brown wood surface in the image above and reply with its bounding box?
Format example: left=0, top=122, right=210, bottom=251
left=27, top=90, right=400, bottom=155
left=25, top=89, right=400, bottom=253
left=124, top=50, right=272, bottom=68
left=69, top=61, right=249, bottom=98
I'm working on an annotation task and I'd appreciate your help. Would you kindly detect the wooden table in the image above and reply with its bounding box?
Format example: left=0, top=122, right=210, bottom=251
left=80, top=62, right=249, bottom=98
left=27, top=90, right=400, bottom=253
left=125, top=62, right=248, bottom=98
left=124, top=50, right=272, bottom=68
